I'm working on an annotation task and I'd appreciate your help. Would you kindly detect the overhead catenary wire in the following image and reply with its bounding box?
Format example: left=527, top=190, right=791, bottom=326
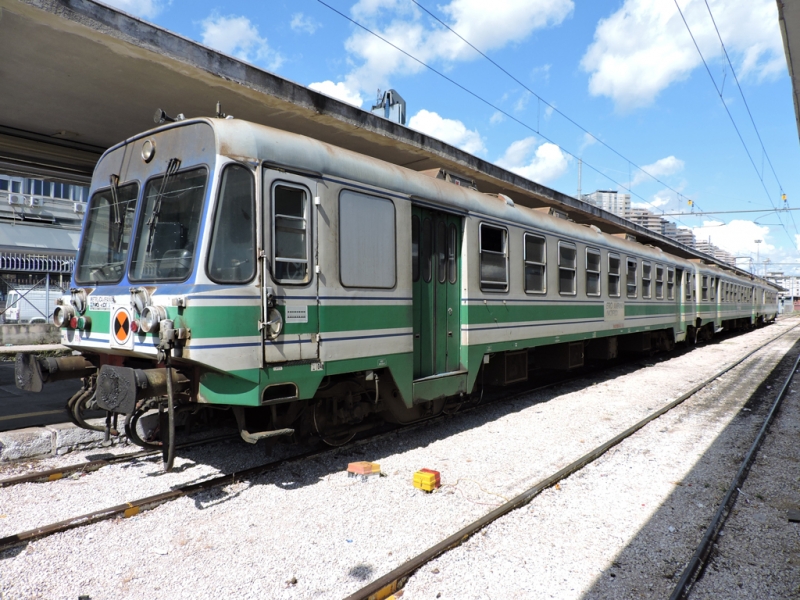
left=701, top=0, right=798, bottom=238
left=409, top=0, right=702, bottom=215
left=672, top=0, right=797, bottom=250
left=314, top=0, right=709, bottom=232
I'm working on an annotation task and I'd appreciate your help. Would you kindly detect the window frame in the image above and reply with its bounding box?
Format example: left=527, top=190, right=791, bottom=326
left=667, top=267, right=675, bottom=301
left=479, top=222, right=509, bottom=293
left=585, top=247, right=601, bottom=297
left=608, top=253, right=621, bottom=298
left=558, top=240, right=577, bottom=296
left=338, top=189, right=397, bottom=289
left=626, top=257, right=638, bottom=299
left=701, top=275, right=709, bottom=301
left=129, top=165, right=209, bottom=284
left=271, top=180, right=312, bottom=286
left=523, top=232, right=547, bottom=295
left=641, top=261, right=652, bottom=299
left=206, top=163, right=257, bottom=285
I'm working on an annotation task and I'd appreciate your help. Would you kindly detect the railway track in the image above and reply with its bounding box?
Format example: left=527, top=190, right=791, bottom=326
left=0, top=323, right=794, bottom=560
left=669, top=336, right=800, bottom=599
left=345, top=322, right=800, bottom=600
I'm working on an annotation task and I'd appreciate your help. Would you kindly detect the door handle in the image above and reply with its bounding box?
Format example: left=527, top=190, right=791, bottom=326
left=448, top=331, right=453, bottom=337
left=415, top=334, right=420, bottom=338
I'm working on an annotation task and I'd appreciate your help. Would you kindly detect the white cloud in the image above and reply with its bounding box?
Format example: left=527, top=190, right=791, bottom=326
left=308, top=81, right=365, bottom=107
left=408, top=110, right=486, bottom=155
left=581, top=0, right=784, bottom=110
left=692, top=220, right=773, bottom=256
left=496, top=137, right=570, bottom=184
left=290, top=13, right=320, bottom=34
left=99, top=0, right=165, bottom=19
left=631, top=155, right=685, bottom=186
left=514, top=92, right=533, bottom=112
left=339, top=0, right=573, bottom=99
left=579, top=132, right=597, bottom=153
left=200, top=14, right=283, bottom=71
left=489, top=111, right=505, bottom=125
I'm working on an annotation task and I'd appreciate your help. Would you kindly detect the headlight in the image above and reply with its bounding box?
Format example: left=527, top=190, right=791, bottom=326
left=53, top=305, right=75, bottom=327
left=142, top=139, right=156, bottom=163
left=140, top=305, right=167, bottom=333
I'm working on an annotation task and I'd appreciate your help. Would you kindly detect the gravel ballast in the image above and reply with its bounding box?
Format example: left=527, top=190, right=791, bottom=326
left=0, top=320, right=797, bottom=599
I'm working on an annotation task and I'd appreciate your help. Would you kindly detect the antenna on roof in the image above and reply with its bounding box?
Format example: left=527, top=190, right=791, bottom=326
left=216, top=101, right=226, bottom=119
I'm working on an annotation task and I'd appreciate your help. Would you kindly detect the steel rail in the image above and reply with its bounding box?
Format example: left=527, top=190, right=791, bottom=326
left=345, top=321, right=800, bottom=600
left=669, top=340, right=800, bottom=598
left=0, top=433, right=238, bottom=488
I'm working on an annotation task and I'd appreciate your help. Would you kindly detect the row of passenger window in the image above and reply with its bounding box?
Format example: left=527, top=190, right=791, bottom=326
left=696, top=274, right=755, bottom=303
left=478, top=223, right=676, bottom=300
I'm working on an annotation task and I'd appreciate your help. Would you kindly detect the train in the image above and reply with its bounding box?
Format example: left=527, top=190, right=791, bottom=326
left=15, top=114, right=779, bottom=469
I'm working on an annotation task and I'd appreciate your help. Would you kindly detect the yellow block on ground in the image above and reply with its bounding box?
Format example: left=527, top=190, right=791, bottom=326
left=413, top=470, right=440, bottom=492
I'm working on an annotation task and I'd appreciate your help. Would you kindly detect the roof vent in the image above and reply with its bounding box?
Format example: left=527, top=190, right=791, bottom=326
left=420, top=168, right=477, bottom=190
left=613, top=233, right=637, bottom=242
left=534, top=206, right=569, bottom=220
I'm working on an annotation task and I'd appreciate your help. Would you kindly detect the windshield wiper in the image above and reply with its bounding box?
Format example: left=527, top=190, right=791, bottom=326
left=109, top=174, right=124, bottom=253
left=145, top=158, right=181, bottom=254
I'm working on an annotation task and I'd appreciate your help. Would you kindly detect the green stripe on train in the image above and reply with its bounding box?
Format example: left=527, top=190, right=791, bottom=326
left=465, top=303, right=603, bottom=325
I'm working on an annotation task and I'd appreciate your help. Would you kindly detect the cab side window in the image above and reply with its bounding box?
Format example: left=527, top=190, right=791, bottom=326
left=208, top=164, right=255, bottom=284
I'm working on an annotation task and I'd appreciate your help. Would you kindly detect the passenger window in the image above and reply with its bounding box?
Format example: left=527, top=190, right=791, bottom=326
left=448, top=224, right=457, bottom=284
left=412, top=215, right=420, bottom=283
left=667, top=268, right=674, bottom=300
left=272, top=184, right=309, bottom=283
left=626, top=259, right=637, bottom=298
left=642, top=262, right=652, bottom=299
left=586, top=248, right=601, bottom=297
left=558, top=242, right=577, bottom=295
left=608, top=254, right=621, bottom=297
left=479, top=223, right=508, bottom=292
left=655, top=265, right=664, bottom=299
left=701, top=276, right=708, bottom=301
left=710, top=278, right=715, bottom=301
left=685, top=273, right=692, bottom=300
left=207, top=164, right=255, bottom=284
left=437, top=220, right=447, bottom=284
left=339, top=190, right=396, bottom=288
left=524, top=233, right=546, bottom=294
left=422, top=218, right=432, bottom=283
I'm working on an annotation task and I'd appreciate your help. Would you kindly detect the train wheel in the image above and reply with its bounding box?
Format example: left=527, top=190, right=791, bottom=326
left=312, top=399, right=356, bottom=447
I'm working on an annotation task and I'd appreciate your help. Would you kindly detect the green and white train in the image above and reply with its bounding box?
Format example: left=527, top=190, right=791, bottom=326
left=16, top=116, right=779, bottom=463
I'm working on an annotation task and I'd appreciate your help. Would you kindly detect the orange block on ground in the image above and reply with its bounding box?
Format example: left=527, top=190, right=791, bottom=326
left=347, top=461, right=380, bottom=475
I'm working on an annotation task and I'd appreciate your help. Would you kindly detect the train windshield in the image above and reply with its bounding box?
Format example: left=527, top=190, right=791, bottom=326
left=129, top=167, right=207, bottom=282
left=76, top=182, right=139, bottom=284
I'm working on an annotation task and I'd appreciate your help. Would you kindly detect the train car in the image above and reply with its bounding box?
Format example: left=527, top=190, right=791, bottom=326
left=15, top=116, right=779, bottom=468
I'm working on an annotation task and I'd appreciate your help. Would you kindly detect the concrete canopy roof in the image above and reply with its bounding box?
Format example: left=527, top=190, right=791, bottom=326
left=778, top=0, right=800, bottom=144
left=0, top=0, right=773, bottom=282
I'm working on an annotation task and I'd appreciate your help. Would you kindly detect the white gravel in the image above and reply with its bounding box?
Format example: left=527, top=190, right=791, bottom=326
left=0, top=319, right=797, bottom=599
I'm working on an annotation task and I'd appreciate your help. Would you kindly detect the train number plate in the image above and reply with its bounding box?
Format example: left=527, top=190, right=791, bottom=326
left=89, top=296, right=114, bottom=311
left=285, top=305, right=308, bottom=324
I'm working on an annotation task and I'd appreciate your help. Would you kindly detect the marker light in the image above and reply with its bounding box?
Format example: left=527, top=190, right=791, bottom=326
left=53, top=305, right=75, bottom=328
left=77, top=316, right=90, bottom=330
left=142, top=139, right=156, bottom=163
left=130, top=320, right=139, bottom=333
left=140, top=305, right=167, bottom=333
left=69, top=316, right=79, bottom=329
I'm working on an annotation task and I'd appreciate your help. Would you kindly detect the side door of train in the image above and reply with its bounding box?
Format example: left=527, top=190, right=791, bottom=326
left=412, top=206, right=461, bottom=378
left=260, top=168, right=320, bottom=363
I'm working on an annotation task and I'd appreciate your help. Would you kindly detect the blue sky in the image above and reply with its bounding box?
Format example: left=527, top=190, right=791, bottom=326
left=104, top=0, right=800, bottom=274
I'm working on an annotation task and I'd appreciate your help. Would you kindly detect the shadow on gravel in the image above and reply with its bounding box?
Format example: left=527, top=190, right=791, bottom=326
left=579, top=334, right=800, bottom=600
left=159, top=331, right=756, bottom=508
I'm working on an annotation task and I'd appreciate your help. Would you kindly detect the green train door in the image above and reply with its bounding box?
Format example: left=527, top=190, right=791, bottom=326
left=412, top=207, right=461, bottom=378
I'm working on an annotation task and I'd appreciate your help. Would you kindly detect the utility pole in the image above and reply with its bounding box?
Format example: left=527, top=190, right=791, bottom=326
left=577, top=158, right=582, bottom=201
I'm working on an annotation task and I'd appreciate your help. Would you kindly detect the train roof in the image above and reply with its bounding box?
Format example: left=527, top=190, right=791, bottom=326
left=106, top=118, right=779, bottom=290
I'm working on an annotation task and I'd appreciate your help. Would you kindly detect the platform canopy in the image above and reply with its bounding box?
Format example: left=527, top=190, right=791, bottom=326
left=778, top=0, right=800, bottom=145
left=0, top=0, right=775, bottom=280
